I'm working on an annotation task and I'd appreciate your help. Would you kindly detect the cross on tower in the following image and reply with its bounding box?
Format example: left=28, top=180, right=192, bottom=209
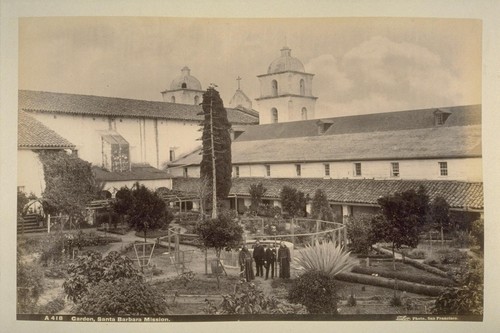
left=236, top=76, right=242, bottom=90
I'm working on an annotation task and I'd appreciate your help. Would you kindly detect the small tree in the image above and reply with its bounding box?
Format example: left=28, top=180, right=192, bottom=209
left=249, top=183, right=267, bottom=214
left=374, top=186, right=430, bottom=268
left=310, top=189, right=334, bottom=222
left=345, top=214, right=376, bottom=254
left=114, top=183, right=172, bottom=242
left=195, top=213, right=243, bottom=288
left=430, top=196, right=451, bottom=245
left=280, top=186, right=306, bottom=218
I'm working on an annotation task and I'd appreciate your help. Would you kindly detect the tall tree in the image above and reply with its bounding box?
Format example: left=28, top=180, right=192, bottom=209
left=38, top=150, right=98, bottom=223
left=280, top=186, right=306, bottom=218
left=430, top=196, right=451, bottom=246
left=310, top=189, right=334, bottom=222
left=249, top=183, right=267, bottom=213
left=199, top=86, right=232, bottom=218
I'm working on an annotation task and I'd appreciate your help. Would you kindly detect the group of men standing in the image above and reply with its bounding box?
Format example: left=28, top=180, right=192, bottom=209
left=238, top=240, right=291, bottom=282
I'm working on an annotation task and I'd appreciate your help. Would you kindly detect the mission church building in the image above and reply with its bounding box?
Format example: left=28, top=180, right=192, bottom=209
left=167, top=46, right=483, bottom=222
left=17, top=45, right=483, bottom=223
left=17, top=67, right=258, bottom=197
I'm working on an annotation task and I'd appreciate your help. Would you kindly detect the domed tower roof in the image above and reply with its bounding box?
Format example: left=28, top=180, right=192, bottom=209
left=267, top=47, right=305, bottom=74
left=170, top=66, right=203, bottom=90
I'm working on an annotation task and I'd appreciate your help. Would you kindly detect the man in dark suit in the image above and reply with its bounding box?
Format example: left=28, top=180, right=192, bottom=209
left=252, top=240, right=265, bottom=277
left=264, top=244, right=276, bottom=280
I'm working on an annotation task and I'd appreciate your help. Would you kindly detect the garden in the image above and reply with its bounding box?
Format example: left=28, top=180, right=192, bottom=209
left=17, top=167, right=484, bottom=318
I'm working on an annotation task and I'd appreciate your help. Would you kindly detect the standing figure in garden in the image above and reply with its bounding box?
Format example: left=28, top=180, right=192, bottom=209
left=278, top=241, right=291, bottom=279
left=264, top=244, right=276, bottom=280
left=238, top=245, right=254, bottom=282
left=252, top=240, right=265, bottom=277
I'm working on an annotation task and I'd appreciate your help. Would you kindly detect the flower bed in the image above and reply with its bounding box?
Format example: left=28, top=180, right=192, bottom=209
left=351, top=265, right=454, bottom=287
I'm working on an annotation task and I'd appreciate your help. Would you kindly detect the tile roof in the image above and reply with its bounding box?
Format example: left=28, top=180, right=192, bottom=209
left=236, top=104, right=481, bottom=141
left=170, top=124, right=481, bottom=166
left=18, top=110, right=75, bottom=149
left=172, top=177, right=483, bottom=211
left=93, top=163, right=172, bottom=182
left=19, top=90, right=259, bottom=125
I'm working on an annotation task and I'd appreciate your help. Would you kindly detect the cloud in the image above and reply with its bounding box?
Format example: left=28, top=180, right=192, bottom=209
left=308, top=36, right=472, bottom=117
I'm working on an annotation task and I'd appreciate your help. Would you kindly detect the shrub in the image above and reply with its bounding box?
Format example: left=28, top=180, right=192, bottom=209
left=390, top=293, right=402, bottom=307
left=470, top=219, right=484, bottom=251
left=75, top=278, right=168, bottom=315
left=432, top=258, right=483, bottom=315
left=288, top=270, right=339, bottom=314
left=205, top=279, right=307, bottom=314
left=345, top=214, right=376, bottom=255
left=63, top=251, right=142, bottom=303
left=452, top=230, right=475, bottom=248
left=38, top=296, right=66, bottom=314
left=17, top=256, right=45, bottom=313
left=295, top=241, right=356, bottom=276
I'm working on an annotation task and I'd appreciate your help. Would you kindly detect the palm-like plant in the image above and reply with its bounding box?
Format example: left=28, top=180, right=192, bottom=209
left=294, top=241, right=356, bottom=276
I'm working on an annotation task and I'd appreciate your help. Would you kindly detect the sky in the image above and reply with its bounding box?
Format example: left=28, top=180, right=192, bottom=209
left=19, top=17, right=482, bottom=117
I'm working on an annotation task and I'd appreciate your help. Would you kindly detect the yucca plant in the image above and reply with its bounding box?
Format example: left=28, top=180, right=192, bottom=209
left=294, top=240, right=356, bottom=276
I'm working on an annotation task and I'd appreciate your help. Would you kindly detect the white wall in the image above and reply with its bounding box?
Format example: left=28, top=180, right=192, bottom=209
left=199, top=157, right=483, bottom=182
left=17, top=150, right=45, bottom=197
left=31, top=112, right=200, bottom=170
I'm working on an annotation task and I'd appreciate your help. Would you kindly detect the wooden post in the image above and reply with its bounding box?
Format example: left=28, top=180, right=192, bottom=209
left=167, top=228, right=171, bottom=251
left=290, top=218, right=295, bottom=246
left=175, top=227, right=180, bottom=253
left=205, top=248, right=208, bottom=275
left=48, top=214, right=51, bottom=233
left=316, top=220, right=320, bottom=243
left=261, top=218, right=264, bottom=236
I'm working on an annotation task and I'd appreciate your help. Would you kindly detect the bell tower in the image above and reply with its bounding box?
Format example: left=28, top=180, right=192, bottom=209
left=255, top=47, right=317, bottom=124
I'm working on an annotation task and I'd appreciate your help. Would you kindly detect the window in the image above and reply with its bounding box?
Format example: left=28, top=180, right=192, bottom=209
left=101, top=132, right=130, bottom=172
left=234, top=166, right=240, bottom=178
left=194, top=95, right=199, bottom=105
left=271, top=80, right=278, bottom=96
left=436, top=113, right=444, bottom=125
left=439, top=162, right=448, bottom=176
left=300, top=79, right=305, bottom=95
left=171, top=96, right=176, bottom=103
left=169, top=149, right=175, bottom=162
left=271, top=108, right=278, bottom=123
left=181, top=83, right=187, bottom=89
left=354, top=163, right=362, bottom=176
left=296, top=164, right=301, bottom=177
left=324, top=164, right=330, bottom=177
left=265, top=165, right=271, bottom=177
left=183, top=167, right=188, bottom=178
left=301, top=107, right=308, bottom=120
left=391, top=162, right=400, bottom=177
